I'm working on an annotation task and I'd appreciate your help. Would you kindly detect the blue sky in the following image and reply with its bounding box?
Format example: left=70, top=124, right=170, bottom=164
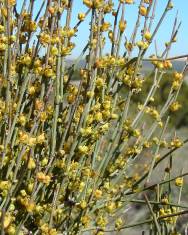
left=17, top=0, right=188, bottom=58
left=69, top=0, right=188, bottom=58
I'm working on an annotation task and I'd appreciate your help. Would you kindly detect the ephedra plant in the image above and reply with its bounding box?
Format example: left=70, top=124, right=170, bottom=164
left=0, top=0, right=188, bottom=234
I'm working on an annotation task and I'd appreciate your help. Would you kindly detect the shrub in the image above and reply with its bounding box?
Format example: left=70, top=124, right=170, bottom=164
left=0, top=0, right=188, bottom=234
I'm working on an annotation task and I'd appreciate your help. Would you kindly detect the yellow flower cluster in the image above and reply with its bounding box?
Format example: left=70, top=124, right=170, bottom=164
left=159, top=207, right=178, bottom=224
left=172, top=72, right=183, bottom=91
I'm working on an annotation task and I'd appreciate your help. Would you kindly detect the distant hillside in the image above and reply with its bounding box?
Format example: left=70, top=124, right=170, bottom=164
left=67, top=59, right=186, bottom=72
